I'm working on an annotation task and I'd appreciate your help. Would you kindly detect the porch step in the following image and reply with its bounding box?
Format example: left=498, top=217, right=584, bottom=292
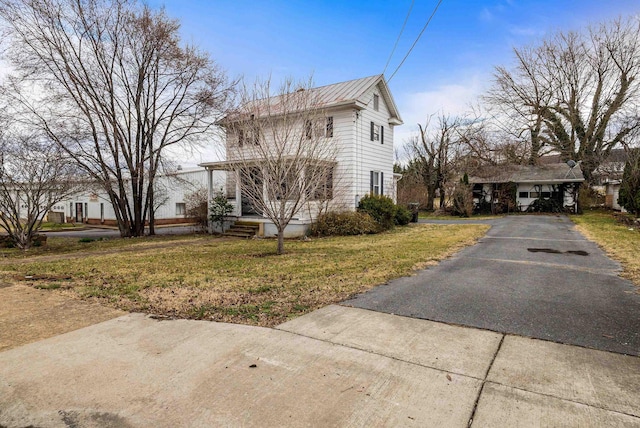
left=223, top=221, right=259, bottom=238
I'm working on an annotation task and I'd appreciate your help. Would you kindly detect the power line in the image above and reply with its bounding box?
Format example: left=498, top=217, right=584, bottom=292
left=382, top=0, right=415, bottom=75
left=387, top=0, right=444, bottom=83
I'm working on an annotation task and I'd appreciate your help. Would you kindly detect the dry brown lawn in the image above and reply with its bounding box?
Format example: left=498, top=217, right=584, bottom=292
left=0, top=283, right=123, bottom=351
left=572, top=210, right=640, bottom=287
left=0, top=224, right=488, bottom=327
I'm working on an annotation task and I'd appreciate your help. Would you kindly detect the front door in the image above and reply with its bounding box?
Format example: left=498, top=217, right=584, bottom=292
left=75, top=203, right=83, bottom=223
left=240, top=167, right=262, bottom=216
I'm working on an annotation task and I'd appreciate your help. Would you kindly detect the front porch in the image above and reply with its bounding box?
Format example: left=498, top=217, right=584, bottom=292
left=221, top=216, right=312, bottom=238
left=200, top=159, right=328, bottom=238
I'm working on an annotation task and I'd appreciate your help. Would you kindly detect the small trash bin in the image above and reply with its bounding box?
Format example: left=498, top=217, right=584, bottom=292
left=408, top=202, right=420, bottom=223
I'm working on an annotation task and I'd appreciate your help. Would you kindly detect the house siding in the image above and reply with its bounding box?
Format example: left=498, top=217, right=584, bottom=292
left=57, top=169, right=223, bottom=225
left=342, top=82, right=396, bottom=207
left=205, top=76, right=401, bottom=235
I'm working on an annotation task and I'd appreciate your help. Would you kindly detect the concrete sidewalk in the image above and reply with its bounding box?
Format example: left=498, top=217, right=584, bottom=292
left=1, top=305, right=639, bottom=427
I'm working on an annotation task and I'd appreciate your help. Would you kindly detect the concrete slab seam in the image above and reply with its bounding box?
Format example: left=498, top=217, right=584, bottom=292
left=481, top=380, right=640, bottom=420
left=271, top=325, right=485, bottom=381
left=468, top=334, right=506, bottom=427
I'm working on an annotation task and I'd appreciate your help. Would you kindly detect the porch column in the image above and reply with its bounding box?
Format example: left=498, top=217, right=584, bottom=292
left=207, top=168, right=213, bottom=233
left=235, top=169, right=242, bottom=217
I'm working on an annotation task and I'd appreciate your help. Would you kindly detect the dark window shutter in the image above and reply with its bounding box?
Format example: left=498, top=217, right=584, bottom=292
left=381, top=126, right=384, bottom=144
left=370, top=171, right=374, bottom=194
left=380, top=172, right=384, bottom=195
left=238, top=129, right=244, bottom=146
left=370, top=121, right=374, bottom=141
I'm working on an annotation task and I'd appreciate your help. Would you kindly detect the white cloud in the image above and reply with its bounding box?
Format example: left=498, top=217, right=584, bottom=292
left=479, top=7, right=494, bottom=22
left=508, top=25, right=545, bottom=37
left=394, top=75, right=486, bottom=155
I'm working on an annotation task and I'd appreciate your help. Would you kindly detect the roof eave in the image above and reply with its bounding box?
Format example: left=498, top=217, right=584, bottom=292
left=472, top=178, right=585, bottom=184
left=376, top=76, right=403, bottom=124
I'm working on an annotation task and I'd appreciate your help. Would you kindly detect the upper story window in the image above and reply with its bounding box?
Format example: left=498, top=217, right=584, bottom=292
left=326, top=116, right=334, bottom=138
left=238, top=128, right=259, bottom=146
left=373, top=94, right=379, bottom=111
left=305, top=119, right=313, bottom=139
left=307, top=117, right=334, bottom=139
left=370, top=122, right=384, bottom=144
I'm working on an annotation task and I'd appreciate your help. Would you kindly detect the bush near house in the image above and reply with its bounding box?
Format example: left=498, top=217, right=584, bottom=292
left=394, top=205, right=412, bottom=225
left=209, top=190, right=234, bottom=233
left=311, top=211, right=380, bottom=236
left=357, top=194, right=399, bottom=230
left=185, top=188, right=209, bottom=231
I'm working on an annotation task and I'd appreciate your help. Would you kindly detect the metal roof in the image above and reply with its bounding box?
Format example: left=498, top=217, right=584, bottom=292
left=469, top=163, right=585, bottom=184
left=221, top=75, right=402, bottom=125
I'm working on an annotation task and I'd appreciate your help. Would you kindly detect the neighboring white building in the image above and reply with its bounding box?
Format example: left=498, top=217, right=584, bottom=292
left=200, top=75, right=403, bottom=237
left=51, top=168, right=223, bottom=225
left=469, top=163, right=585, bottom=213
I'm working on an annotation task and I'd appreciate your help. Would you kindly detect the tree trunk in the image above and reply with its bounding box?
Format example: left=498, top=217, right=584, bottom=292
left=425, top=184, right=436, bottom=211
left=277, top=228, right=285, bottom=255
left=148, top=186, right=155, bottom=236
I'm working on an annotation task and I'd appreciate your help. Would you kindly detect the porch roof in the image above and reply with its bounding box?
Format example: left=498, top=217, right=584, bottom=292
left=199, top=157, right=336, bottom=171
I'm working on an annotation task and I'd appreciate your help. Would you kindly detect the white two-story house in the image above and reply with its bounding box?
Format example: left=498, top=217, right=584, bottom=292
left=200, top=75, right=403, bottom=237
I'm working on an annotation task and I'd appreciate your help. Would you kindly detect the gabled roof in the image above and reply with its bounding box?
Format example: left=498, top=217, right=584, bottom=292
left=220, top=75, right=403, bottom=125
left=308, top=74, right=403, bottom=124
left=469, top=163, right=585, bottom=184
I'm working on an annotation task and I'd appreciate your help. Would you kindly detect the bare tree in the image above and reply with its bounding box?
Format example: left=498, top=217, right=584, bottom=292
left=0, top=0, right=235, bottom=237
left=486, top=17, right=640, bottom=182
left=223, top=77, right=338, bottom=254
left=0, top=134, right=80, bottom=250
left=618, top=145, right=640, bottom=216
left=484, top=47, right=555, bottom=165
left=410, top=115, right=462, bottom=210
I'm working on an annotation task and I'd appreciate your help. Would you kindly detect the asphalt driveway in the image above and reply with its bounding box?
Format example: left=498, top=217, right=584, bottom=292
left=344, top=215, right=640, bottom=356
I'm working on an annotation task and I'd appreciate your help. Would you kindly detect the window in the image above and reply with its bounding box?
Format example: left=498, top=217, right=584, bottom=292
left=305, top=119, right=313, bottom=139
left=370, top=171, right=383, bottom=195
left=541, top=191, right=551, bottom=198
left=306, top=117, right=333, bottom=138
left=276, top=171, right=299, bottom=200
left=326, top=116, right=334, bottom=138
left=370, top=122, right=380, bottom=141
left=529, top=191, right=540, bottom=198
left=370, top=121, right=384, bottom=143
left=238, top=127, right=259, bottom=146
left=373, top=94, right=379, bottom=111
left=518, top=191, right=529, bottom=198
left=176, top=203, right=186, bottom=216
left=307, top=165, right=334, bottom=200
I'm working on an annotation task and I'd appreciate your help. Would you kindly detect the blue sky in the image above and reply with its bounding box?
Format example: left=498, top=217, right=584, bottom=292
left=149, top=0, right=640, bottom=165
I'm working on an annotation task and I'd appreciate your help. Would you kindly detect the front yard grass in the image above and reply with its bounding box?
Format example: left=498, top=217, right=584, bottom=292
left=572, top=210, right=640, bottom=287
left=0, top=223, right=488, bottom=326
